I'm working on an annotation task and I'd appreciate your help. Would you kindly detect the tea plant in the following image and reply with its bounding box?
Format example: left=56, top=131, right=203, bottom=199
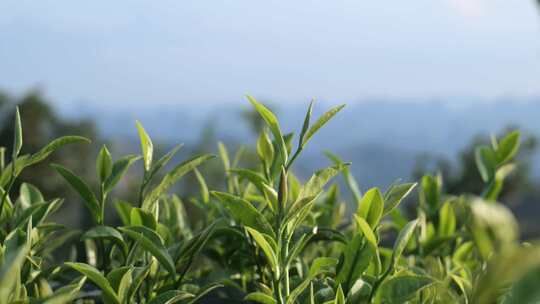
left=0, top=99, right=539, bottom=304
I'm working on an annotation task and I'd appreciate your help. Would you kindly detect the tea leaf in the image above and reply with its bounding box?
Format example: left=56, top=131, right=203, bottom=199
left=193, top=168, right=209, bottom=203
left=375, top=275, right=434, bottom=303
left=96, top=145, right=113, bottom=183
left=65, top=262, right=120, bottom=304
left=390, top=219, right=418, bottom=269
left=336, top=234, right=374, bottom=292
left=288, top=257, right=338, bottom=304
left=52, top=164, right=100, bottom=222
left=325, top=151, right=362, bottom=202
left=301, top=104, right=345, bottom=148
left=496, top=130, right=520, bottom=164
left=104, top=155, right=140, bottom=193
left=357, top=188, right=384, bottom=228
left=136, top=121, right=154, bottom=171
left=298, top=100, right=314, bottom=148
left=334, top=285, right=345, bottom=304
left=143, top=154, right=215, bottom=210
left=82, top=226, right=128, bottom=256
left=119, top=226, right=176, bottom=276
left=0, top=244, right=28, bottom=302
left=245, top=227, right=278, bottom=275
left=438, top=201, right=456, bottom=237
left=29, top=136, right=90, bottom=165
left=245, top=292, right=277, bottom=304
left=146, top=144, right=183, bottom=183
left=383, top=182, right=416, bottom=215
left=247, top=95, right=288, bottom=164
left=211, top=191, right=273, bottom=234
left=12, top=106, right=22, bottom=158
left=476, top=146, right=497, bottom=182
left=257, top=129, right=275, bottom=166
left=115, top=200, right=133, bottom=226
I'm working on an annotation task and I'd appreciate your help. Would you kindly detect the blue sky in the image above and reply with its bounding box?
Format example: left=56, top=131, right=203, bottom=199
left=0, top=0, right=539, bottom=107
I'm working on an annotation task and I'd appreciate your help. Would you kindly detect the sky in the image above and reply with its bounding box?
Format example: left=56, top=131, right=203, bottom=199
left=0, top=0, right=539, bottom=107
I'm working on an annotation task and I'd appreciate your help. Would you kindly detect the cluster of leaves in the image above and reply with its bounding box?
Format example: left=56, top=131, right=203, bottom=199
left=0, top=98, right=538, bottom=304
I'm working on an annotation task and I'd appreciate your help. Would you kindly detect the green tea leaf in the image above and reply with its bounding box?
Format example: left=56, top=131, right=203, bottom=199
left=29, top=136, right=90, bottom=165
left=65, top=262, right=120, bottom=304
left=245, top=292, right=276, bottom=304
left=357, top=188, right=384, bottom=228
left=302, top=104, right=345, bottom=148
left=211, top=191, right=273, bottom=234
left=82, top=226, right=128, bottom=256
left=257, top=129, right=275, bottom=166
left=136, top=121, right=154, bottom=171
left=193, top=168, right=209, bottom=204
left=143, top=154, right=215, bottom=210
left=52, top=164, right=100, bottom=222
left=96, top=145, right=113, bottom=183
left=12, top=106, right=22, bottom=158
left=146, top=144, right=183, bottom=183
left=476, top=146, right=497, bottom=182
left=390, top=219, right=418, bottom=269
left=420, top=175, right=441, bottom=214
left=336, top=234, right=374, bottom=293
left=383, top=182, right=416, bottom=215
left=19, top=182, right=44, bottom=207
left=334, top=285, right=345, bottom=304
left=0, top=244, right=28, bottom=302
left=438, top=201, right=456, bottom=237
left=245, top=227, right=278, bottom=275
left=115, top=200, right=133, bottom=226
left=104, top=155, right=140, bottom=193
left=130, top=207, right=157, bottom=230
left=325, top=151, right=362, bottom=202
left=496, top=130, right=520, bottom=164
left=375, top=275, right=434, bottom=304
left=354, top=215, right=378, bottom=248
left=119, top=226, right=176, bottom=275
left=288, top=257, right=338, bottom=304
left=298, top=100, right=314, bottom=148
left=247, top=95, right=288, bottom=164
left=39, top=276, right=86, bottom=304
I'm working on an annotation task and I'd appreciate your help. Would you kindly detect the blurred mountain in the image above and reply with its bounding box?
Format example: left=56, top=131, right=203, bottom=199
left=60, top=98, right=540, bottom=188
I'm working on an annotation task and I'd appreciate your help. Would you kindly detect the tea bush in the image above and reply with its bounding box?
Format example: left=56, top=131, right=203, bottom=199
left=0, top=97, right=538, bottom=304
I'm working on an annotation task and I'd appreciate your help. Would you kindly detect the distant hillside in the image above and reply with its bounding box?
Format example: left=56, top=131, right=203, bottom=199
left=62, top=98, right=540, bottom=188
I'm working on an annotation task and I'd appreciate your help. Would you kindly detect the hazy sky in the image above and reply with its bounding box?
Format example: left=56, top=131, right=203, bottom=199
left=1, top=0, right=539, bottom=106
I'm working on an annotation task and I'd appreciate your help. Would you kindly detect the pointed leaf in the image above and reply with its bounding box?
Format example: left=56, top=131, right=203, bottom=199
left=136, top=121, right=154, bottom=171
left=357, top=188, right=384, bottom=228
left=302, top=104, right=345, bottom=148
left=12, top=106, right=22, bottom=158
left=383, top=183, right=416, bottom=215
left=65, top=262, right=120, bottom=304
left=143, top=154, right=215, bottom=210
left=245, top=227, right=278, bottom=272
left=119, top=226, right=176, bottom=275
left=245, top=292, right=277, bottom=304
left=247, top=95, right=288, bottom=163
left=375, top=275, right=434, bottom=304
left=496, top=130, right=520, bottom=164
left=51, top=164, right=100, bottom=222
left=104, top=155, right=140, bottom=193
left=96, top=145, right=113, bottom=183
left=211, top=191, right=273, bottom=234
